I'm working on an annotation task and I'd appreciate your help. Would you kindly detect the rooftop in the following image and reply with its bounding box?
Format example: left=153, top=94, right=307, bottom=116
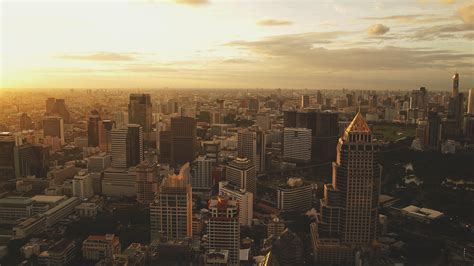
left=31, top=195, right=66, bottom=204
left=0, top=197, right=33, bottom=205
left=345, top=112, right=371, bottom=134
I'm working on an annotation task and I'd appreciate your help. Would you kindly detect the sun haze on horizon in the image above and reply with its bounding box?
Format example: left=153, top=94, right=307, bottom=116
left=1, top=0, right=473, bottom=90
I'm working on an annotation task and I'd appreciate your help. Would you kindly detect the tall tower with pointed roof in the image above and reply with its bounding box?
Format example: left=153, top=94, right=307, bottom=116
left=310, top=112, right=382, bottom=265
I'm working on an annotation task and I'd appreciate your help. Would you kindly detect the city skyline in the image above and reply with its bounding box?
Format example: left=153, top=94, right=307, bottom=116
left=2, top=0, right=473, bottom=90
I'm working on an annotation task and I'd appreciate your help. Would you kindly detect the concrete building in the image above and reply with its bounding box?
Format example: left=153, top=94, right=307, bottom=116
left=38, top=239, right=76, bottom=266
left=110, top=125, right=143, bottom=168
left=102, top=167, right=137, bottom=197
left=191, top=156, right=213, bottom=190
left=150, top=163, right=192, bottom=241
left=207, top=197, right=240, bottom=266
left=219, top=181, right=253, bottom=226
left=73, top=171, right=94, bottom=200
left=226, top=157, right=256, bottom=197
left=0, top=197, right=33, bottom=224
left=82, top=234, right=121, bottom=261
left=88, top=153, right=111, bottom=173
left=267, top=216, right=285, bottom=238
left=276, top=177, right=312, bottom=213
left=128, top=94, right=153, bottom=133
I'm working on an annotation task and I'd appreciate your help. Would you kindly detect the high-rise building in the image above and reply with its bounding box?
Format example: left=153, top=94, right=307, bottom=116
left=427, top=111, right=441, bottom=150
left=46, top=97, right=55, bottom=114
left=111, top=125, right=143, bottom=168
left=316, top=91, right=323, bottom=105
left=128, top=94, right=153, bottom=133
left=283, top=128, right=312, bottom=163
left=248, top=98, right=260, bottom=114
left=136, top=161, right=158, bottom=205
left=20, top=113, right=33, bottom=130
left=311, top=112, right=381, bottom=265
left=191, top=156, right=213, bottom=190
left=50, top=99, right=71, bottom=123
left=410, top=87, right=428, bottom=111
left=300, top=95, right=310, bottom=109
left=207, top=197, right=240, bottom=266
left=159, top=131, right=172, bottom=164
left=88, top=153, right=111, bottom=173
left=73, top=171, right=94, bottom=200
left=150, top=163, right=192, bottom=241
left=43, top=116, right=64, bottom=145
left=467, top=88, right=474, bottom=115
left=0, top=133, right=19, bottom=180
left=219, top=181, right=253, bottom=226
left=267, top=216, right=285, bottom=238
left=256, top=113, right=271, bottom=131
left=171, top=116, right=196, bottom=166
left=99, top=119, right=115, bottom=152
left=226, top=157, right=256, bottom=197
left=88, top=114, right=101, bottom=147
left=14, top=144, right=50, bottom=178
left=237, top=129, right=266, bottom=172
left=452, top=72, right=459, bottom=97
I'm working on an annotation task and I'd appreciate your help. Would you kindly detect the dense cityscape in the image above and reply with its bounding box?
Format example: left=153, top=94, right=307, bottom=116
left=2, top=0, right=474, bottom=265
left=0, top=75, right=473, bottom=265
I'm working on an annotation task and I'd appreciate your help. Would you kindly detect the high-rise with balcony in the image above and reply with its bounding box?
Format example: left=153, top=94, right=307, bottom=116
left=311, top=112, right=382, bottom=265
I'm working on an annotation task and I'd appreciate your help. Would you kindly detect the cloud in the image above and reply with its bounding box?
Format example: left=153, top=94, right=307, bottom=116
left=367, top=24, right=390, bottom=36
left=227, top=31, right=472, bottom=72
left=459, top=2, right=474, bottom=23
left=257, top=19, right=293, bottom=26
left=174, top=0, right=208, bottom=6
left=411, top=23, right=474, bottom=39
left=361, top=14, right=443, bottom=24
left=418, top=0, right=456, bottom=3
left=57, top=52, right=135, bottom=61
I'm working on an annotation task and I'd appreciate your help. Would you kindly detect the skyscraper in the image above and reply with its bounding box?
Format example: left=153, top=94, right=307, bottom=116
left=46, top=97, right=55, bottom=114
left=50, top=99, right=71, bottom=123
left=136, top=161, right=159, bottom=205
left=20, top=113, right=33, bottom=131
left=43, top=116, right=64, bottom=145
left=150, top=163, right=192, bottom=241
left=237, top=128, right=266, bottom=172
left=427, top=111, right=441, bottom=150
left=207, top=197, right=240, bottom=265
left=128, top=94, right=153, bottom=133
left=110, top=124, right=143, bottom=168
left=226, top=157, right=256, bottom=196
left=0, top=132, right=18, bottom=180
left=191, top=156, right=213, bottom=190
left=467, top=88, right=474, bottom=115
left=73, top=171, right=94, bottom=200
left=87, top=114, right=101, bottom=147
left=171, top=116, right=196, bottom=166
left=452, top=72, right=459, bottom=97
left=311, top=112, right=381, bottom=265
left=300, top=95, right=310, bottom=109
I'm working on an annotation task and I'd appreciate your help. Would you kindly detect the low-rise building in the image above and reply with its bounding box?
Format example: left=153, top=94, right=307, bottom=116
left=82, top=234, right=121, bottom=261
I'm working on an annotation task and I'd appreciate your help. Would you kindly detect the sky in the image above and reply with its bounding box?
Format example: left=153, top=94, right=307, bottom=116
left=1, top=0, right=473, bottom=90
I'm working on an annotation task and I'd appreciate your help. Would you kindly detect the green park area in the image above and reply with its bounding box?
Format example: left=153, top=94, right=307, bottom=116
left=371, top=123, right=416, bottom=142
